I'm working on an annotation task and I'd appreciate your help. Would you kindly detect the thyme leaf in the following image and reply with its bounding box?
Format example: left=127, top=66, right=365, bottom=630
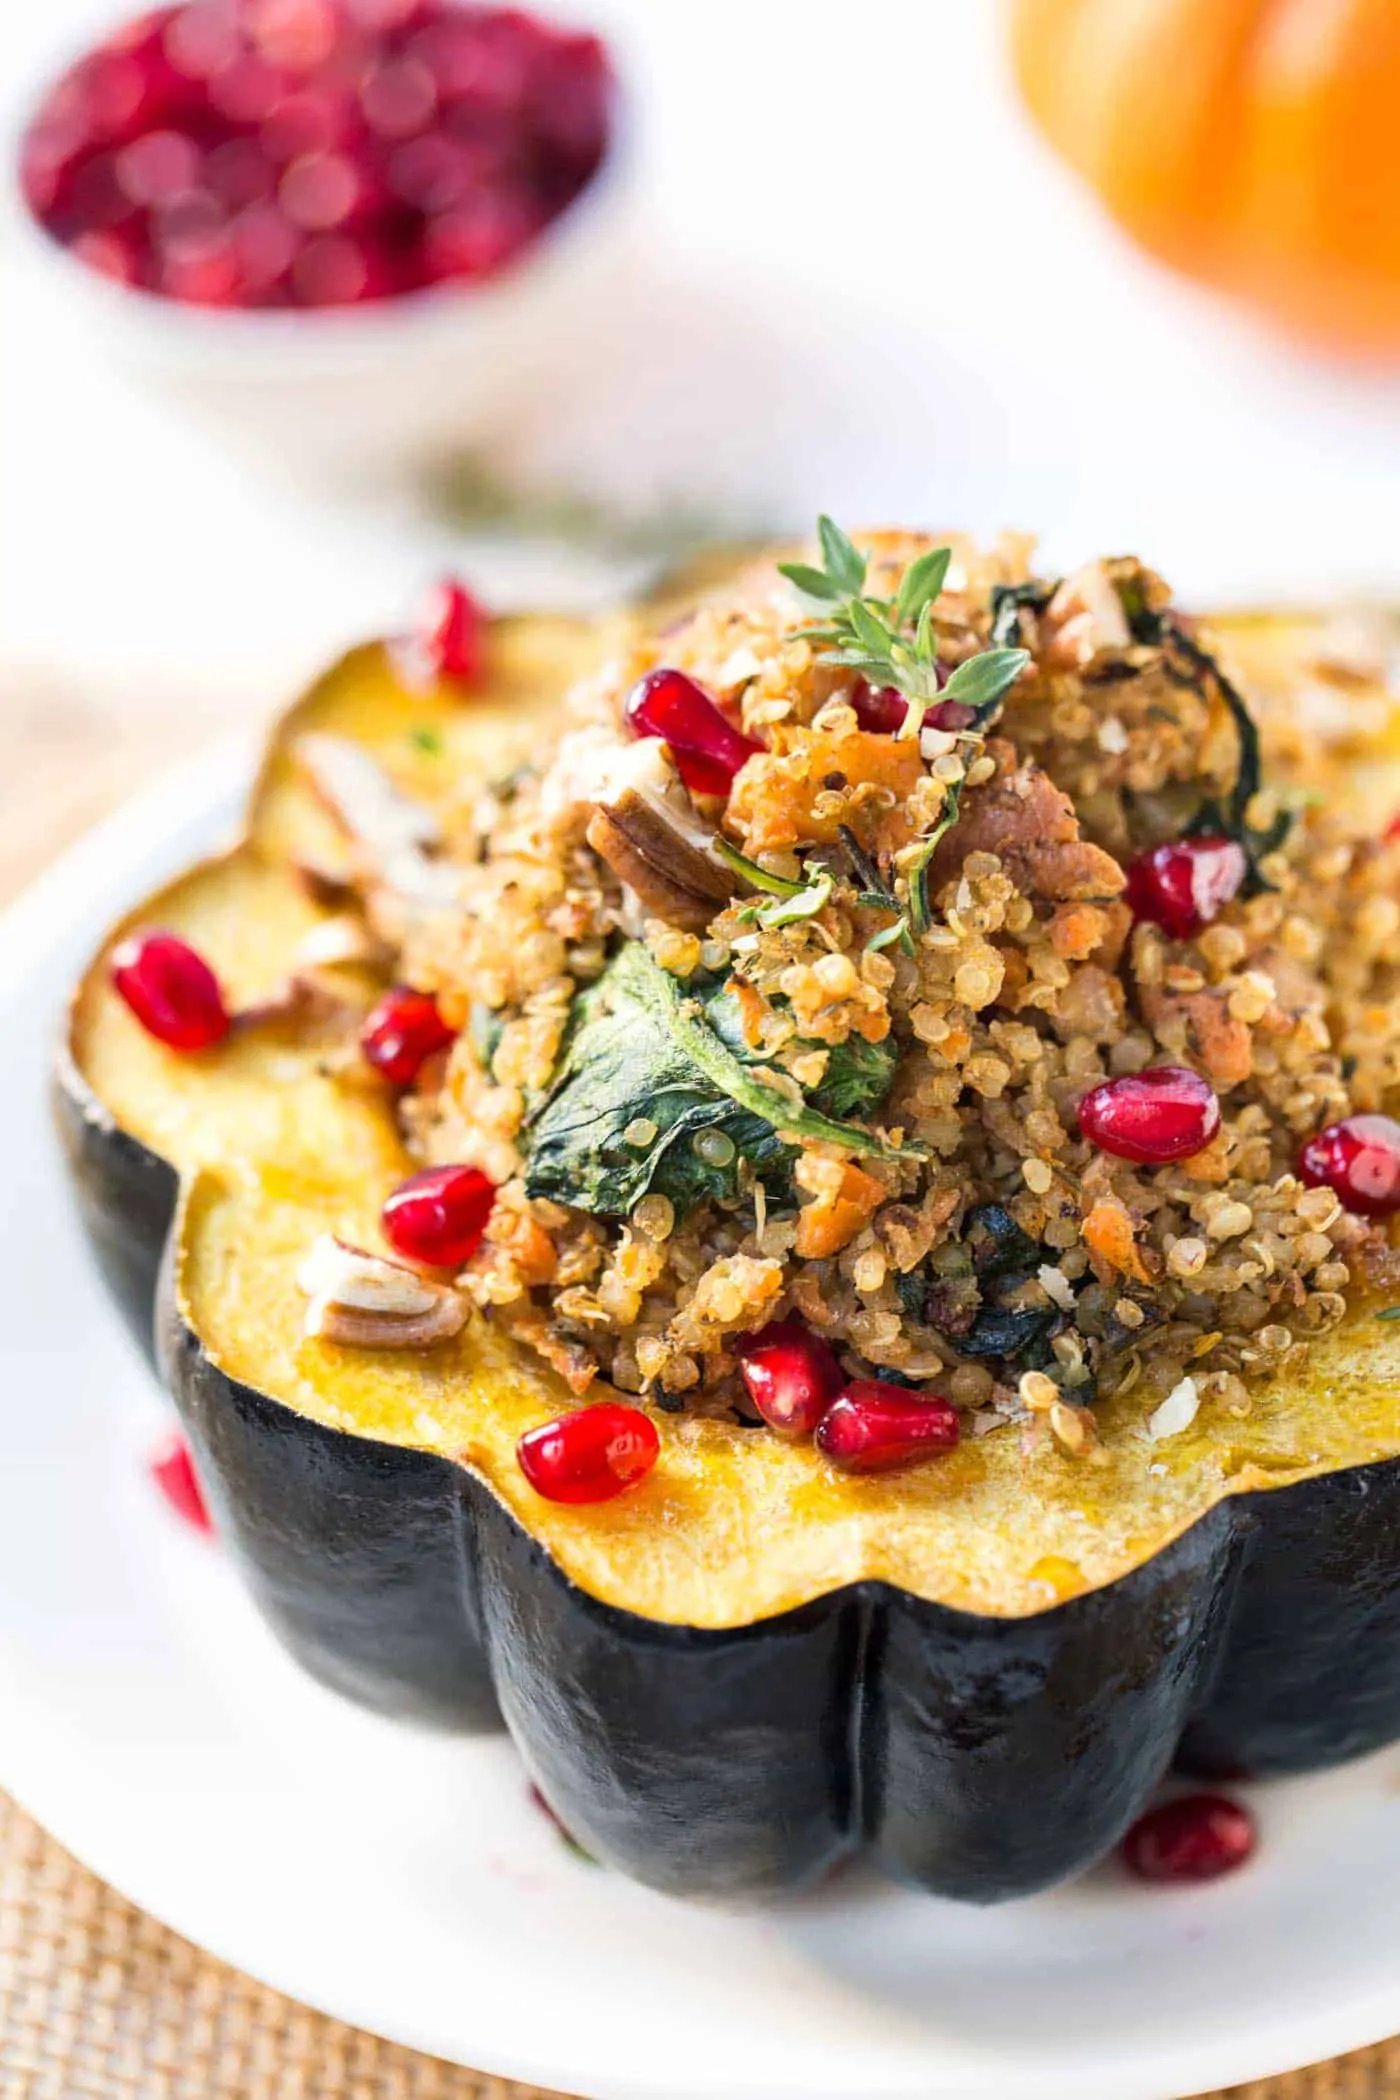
left=711, top=835, right=805, bottom=897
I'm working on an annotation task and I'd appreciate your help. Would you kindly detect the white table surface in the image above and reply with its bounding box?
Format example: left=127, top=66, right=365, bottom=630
left=3, top=0, right=1400, bottom=720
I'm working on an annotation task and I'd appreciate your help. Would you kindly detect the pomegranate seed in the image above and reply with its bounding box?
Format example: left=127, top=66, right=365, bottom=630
left=206, top=135, right=278, bottom=207
left=70, top=228, right=144, bottom=284
left=527, top=1781, right=593, bottom=1860
left=260, top=87, right=355, bottom=163
left=517, top=1402, right=660, bottom=1505
left=850, top=680, right=908, bottom=734
left=1077, top=1067, right=1221, bottom=1164
left=81, top=51, right=154, bottom=142
left=230, top=200, right=297, bottom=292
left=417, top=576, right=485, bottom=684
left=245, top=0, right=341, bottom=71
left=149, top=1430, right=214, bottom=1534
left=849, top=675, right=961, bottom=738
left=420, top=190, right=540, bottom=280
left=735, top=1318, right=842, bottom=1437
left=382, top=1163, right=496, bottom=1268
left=386, top=129, right=477, bottom=211
left=111, top=930, right=230, bottom=1050
left=1121, top=1793, right=1257, bottom=1883
left=360, top=986, right=456, bottom=1087
left=207, top=54, right=287, bottom=127
left=1299, top=1113, right=1400, bottom=1217
left=158, top=224, right=244, bottom=304
left=114, top=127, right=202, bottom=205
left=625, top=668, right=763, bottom=797
left=279, top=149, right=377, bottom=232
left=1125, top=836, right=1248, bottom=941
left=163, top=4, right=243, bottom=84
left=70, top=152, right=138, bottom=231
left=815, top=1381, right=960, bottom=1474
left=360, top=56, right=438, bottom=139
left=289, top=230, right=393, bottom=305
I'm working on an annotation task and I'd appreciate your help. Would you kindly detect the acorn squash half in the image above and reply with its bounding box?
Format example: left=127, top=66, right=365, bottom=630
left=54, top=603, right=1400, bottom=1902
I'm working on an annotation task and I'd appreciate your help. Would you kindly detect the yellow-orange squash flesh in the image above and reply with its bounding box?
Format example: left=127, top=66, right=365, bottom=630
left=70, top=610, right=1400, bottom=1629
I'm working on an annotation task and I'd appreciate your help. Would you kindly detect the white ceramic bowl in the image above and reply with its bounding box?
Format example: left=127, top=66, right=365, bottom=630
left=10, top=122, right=638, bottom=487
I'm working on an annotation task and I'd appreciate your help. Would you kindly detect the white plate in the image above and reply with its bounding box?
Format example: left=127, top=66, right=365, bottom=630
left=5, top=750, right=1400, bottom=2100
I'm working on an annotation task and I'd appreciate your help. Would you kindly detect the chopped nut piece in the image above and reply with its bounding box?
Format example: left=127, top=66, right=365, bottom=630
left=297, top=1235, right=466, bottom=1349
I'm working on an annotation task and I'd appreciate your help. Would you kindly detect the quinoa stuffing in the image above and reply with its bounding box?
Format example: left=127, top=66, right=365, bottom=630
left=295, top=524, right=1400, bottom=1472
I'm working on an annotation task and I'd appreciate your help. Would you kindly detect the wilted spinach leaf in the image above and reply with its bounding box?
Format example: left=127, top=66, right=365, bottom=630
left=523, top=945, right=913, bottom=1219
left=702, top=984, right=896, bottom=1121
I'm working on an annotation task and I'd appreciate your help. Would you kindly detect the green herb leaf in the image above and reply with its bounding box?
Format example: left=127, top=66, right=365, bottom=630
left=738, top=866, right=834, bottom=930
left=940, top=647, right=1031, bottom=715
left=818, top=514, right=867, bottom=595
left=409, top=724, right=444, bottom=755
left=808, top=1032, right=898, bottom=1118
left=895, top=546, right=951, bottom=630
left=1378, top=1306, right=1400, bottom=1322
left=777, top=560, right=845, bottom=603
left=711, top=835, right=806, bottom=896
left=523, top=946, right=916, bottom=1218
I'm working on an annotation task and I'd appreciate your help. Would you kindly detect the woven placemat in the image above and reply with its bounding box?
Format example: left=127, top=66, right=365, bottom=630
left=2, top=674, right=1395, bottom=2100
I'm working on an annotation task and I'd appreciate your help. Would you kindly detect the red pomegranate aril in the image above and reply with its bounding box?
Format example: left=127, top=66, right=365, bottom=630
left=279, top=148, right=377, bottom=232
left=231, top=200, right=297, bottom=290
left=360, top=986, right=456, bottom=1087
left=736, top=1319, right=843, bottom=1437
left=1299, top=1113, right=1400, bottom=1217
left=417, top=576, right=486, bottom=684
left=816, top=1381, right=960, bottom=1475
left=1078, top=1067, right=1221, bottom=1164
left=517, top=1402, right=660, bottom=1505
left=159, top=225, right=244, bottom=304
left=206, top=135, right=278, bottom=208
left=71, top=228, right=144, bottom=284
left=69, top=152, right=138, bottom=231
left=361, top=55, right=438, bottom=139
left=625, top=668, right=763, bottom=797
left=260, top=86, right=353, bottom=164
left=1121, top=1793, right=1257, bottom=1883
left=164, top=3, right=243, bottom=83
left=149, top=1429, right=214, bottom=1533
left=382, top=1163, right=496, bottom=1268
left=111, top=930, right=230, bottom=1050
left=245, top=0, right=341, bottom=71
left=420, top=190, right=540, bottom=280
left=208, top=53, right=287, bottom=126
left=289, top=229, right=393, bottom=305
left=850, top=680, right=908, bottom=735
left=114, top=127, right=203, bottom=205
left=1125, top=835, right=1248, bottom=941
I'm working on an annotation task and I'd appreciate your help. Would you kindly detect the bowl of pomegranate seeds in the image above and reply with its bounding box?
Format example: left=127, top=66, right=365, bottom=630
left=13, top=0, right=625, bottom=476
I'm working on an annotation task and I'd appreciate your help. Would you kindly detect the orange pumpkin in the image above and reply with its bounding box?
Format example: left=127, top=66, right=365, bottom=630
left=1010, top=0, right=1400, bottom=356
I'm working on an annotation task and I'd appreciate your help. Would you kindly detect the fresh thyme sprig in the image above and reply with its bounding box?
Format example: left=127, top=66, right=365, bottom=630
left=779, top=516, right=1028, bottom=743
left=780, top=518, right=1031, bottom=942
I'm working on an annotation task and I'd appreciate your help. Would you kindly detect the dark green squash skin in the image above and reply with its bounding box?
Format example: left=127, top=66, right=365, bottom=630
left=54, top=1051, right=1400, bottom=1900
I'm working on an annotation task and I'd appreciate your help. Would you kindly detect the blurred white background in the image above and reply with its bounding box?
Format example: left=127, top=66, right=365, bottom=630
left=4, top=0, right=1400, bottom=719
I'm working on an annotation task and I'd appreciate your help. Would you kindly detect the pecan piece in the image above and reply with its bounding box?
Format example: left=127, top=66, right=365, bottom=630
left=297, top=1234, right=466, bottom=1349
left=296, top=735, right=462, bottom=908
left=584, top=741, right=735, bottom=931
